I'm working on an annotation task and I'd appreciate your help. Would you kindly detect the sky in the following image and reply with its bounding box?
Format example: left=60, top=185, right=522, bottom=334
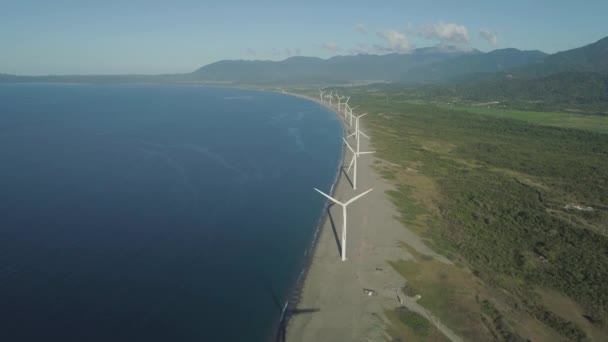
left=1, top=0, right=607, bottom=75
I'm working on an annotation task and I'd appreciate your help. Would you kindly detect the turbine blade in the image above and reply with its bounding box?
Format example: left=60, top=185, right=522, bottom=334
left=358, top=151, right=375, bottom=155
left=343, top=138, right=355, bottom=154
left=347, top=156, right=355, bottom=173
left=345, top=188, right=373, bottom=206
left=346, top=132, right=356, bottom=138
left=356, top=113, right=368, bottom=118
left=360, top=131, right=370, bottom=139
left=314, top=188, right=342, bottom=205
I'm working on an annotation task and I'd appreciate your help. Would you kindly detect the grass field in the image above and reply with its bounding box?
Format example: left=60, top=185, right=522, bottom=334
left=385, top=306, right=451, bottom=342
left=438, top=105, right=608, bottom=134
left=340, top=89, right=608, bottom=341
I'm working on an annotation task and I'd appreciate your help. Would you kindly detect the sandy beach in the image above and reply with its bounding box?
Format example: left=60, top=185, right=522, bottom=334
left=284, top=94, right=459, bottom=342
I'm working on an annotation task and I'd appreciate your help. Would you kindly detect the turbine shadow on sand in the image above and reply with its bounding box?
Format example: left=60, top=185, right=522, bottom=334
left=340, top=166, right=354, bottom=189
left=326, top=203, right=343, bottom=259
left=263, top=275, right=320, bottom=342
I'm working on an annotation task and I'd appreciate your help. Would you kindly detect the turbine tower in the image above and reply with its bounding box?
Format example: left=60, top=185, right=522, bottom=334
left=347, top=106, right=359, bottom=126
left=342, top=97, right=350, bottom=115
left=336, top=94, right=344, bottom=112
left=327, top=90, right=334, bottom=107
left=343, top=103, right=350, bottom=120
left=347, top=112, right=370, bottom=142
left=344, top=133, right=374, bottom=190
left=314, top=188, right=373, bottom=261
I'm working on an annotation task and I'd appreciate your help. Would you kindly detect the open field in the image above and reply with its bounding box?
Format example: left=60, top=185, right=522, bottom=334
left=437, top=105, right=608, bottom=134
left=335, top=89, right=608, bottom=341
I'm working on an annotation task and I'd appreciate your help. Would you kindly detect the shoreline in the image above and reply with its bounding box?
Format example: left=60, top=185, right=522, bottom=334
left=281, top=91, right=458, bottom=342
left=272, top=91, right=351, bottom=341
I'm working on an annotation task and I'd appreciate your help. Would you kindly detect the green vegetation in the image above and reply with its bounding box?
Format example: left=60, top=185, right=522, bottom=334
left=408, top=71, right=608, bottom=114
left=396, top=308, right=431, bottom=336
left=437, top=105, right=608, bottom=134
left=389, top=244, right=523, bottom=341
left=360, top=70, right=608, bottom=115
left=350, top=93, right=608, bottom=340
left=480, top=299, right=526, bottom=342
left=385, top=307, right=450, bottom=342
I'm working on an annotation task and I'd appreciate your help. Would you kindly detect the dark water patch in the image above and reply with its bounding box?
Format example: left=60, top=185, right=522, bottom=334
left=0, top=84, right=342, bottom=341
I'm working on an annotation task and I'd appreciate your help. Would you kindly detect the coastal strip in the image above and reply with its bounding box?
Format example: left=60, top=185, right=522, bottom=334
left=271, top=92, right=349, bottom=341
left=282, top=92, right=460, bottom=342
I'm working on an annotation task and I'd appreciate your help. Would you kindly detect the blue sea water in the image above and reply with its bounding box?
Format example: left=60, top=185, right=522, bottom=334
left=0, top=84, right=342, bottom=341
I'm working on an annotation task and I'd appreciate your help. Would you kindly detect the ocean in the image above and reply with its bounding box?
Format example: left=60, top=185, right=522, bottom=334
left=0, top=84, right=342, bottom=341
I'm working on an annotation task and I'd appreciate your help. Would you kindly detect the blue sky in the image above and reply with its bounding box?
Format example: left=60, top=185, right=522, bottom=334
left=2, top=0, right=607, bottom=75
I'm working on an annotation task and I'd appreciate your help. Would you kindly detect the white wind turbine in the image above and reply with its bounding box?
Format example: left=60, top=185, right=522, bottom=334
left=343, top=117, right=374, bottom=190
left=347, top=105, right=359, bottom=126
left=326, top=90, right=334, bottom=107
left=342, top=96, right=350, bottom=115
left=347, top=112, right=370, bottom=142
left=314, top=188, right=373, bottom=261
left=318, top=89, right=326, bottom=102
left=336, top=94, right=345, bottom=112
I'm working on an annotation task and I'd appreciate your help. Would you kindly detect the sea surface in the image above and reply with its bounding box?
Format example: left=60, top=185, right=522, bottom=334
left=0, top=84, right=342, bottom=341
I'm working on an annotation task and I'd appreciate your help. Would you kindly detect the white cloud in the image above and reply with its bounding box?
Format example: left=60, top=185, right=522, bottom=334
left=479, top=28, right=498, bottom=47
left=269, top=48, right=302, bottom=58
left=419, top=22, right=470, bottom=46
left=373, top=44, right=392, bottom=53
left=349, top=43, right=371, bottom=55
left=354, top=24, right=368, bottom=34
left=321, top=41, right=341, bottom=52
left=376, top=30, right=412, bottom=53
left=271, top=48, right=282, bottom=57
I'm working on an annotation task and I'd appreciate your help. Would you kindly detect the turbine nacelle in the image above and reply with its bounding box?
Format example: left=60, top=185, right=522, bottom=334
left=343, top=137, right=375, bottom=190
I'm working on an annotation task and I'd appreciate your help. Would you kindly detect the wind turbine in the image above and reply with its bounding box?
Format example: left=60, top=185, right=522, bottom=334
left=342, top=97, right=350, bottom=115
left=347, top=112, right=369, bottom=142
left=326, top=90, right=334, bottom=107
left=343, top=134, right=374, bottom=190
left=314, top=188, right=373, bottom=261
left=318, top=89, right=326, bottom=102
left=336, top=94, right=345, bottom=112
left=343, top=103, right=350, bottom=120
left=347, top=106, right=359, bottom=126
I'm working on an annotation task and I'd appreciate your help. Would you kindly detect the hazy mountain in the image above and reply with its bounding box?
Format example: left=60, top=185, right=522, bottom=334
left=509, top=36, right=608, bottom=77
left=190, top=47, right=478, bottom=84
left=401, top=48, right=548, bottom=83
left=189, top=38, right=608, bottom=84
left=1, top=36, right=606, bottom=86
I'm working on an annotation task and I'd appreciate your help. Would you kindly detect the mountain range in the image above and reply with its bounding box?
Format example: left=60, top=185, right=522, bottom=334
left=1, top=36, right=607, bottom=86
left=189, top=36, right=607, bottom=84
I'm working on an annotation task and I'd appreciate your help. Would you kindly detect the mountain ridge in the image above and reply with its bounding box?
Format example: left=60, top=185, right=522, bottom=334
left=190, top=47, right=480, bottom=83
left=1, top=36, right=607, bottom=85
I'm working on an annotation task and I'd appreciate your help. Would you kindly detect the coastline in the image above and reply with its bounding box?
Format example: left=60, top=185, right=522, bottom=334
left=272, top=92, right=350, bottom=341
left=280, top=91, right=459, bottom=342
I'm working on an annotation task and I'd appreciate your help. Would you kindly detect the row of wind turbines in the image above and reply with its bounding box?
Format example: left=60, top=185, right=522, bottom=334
left=315, top=89, right=374, bottom=262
